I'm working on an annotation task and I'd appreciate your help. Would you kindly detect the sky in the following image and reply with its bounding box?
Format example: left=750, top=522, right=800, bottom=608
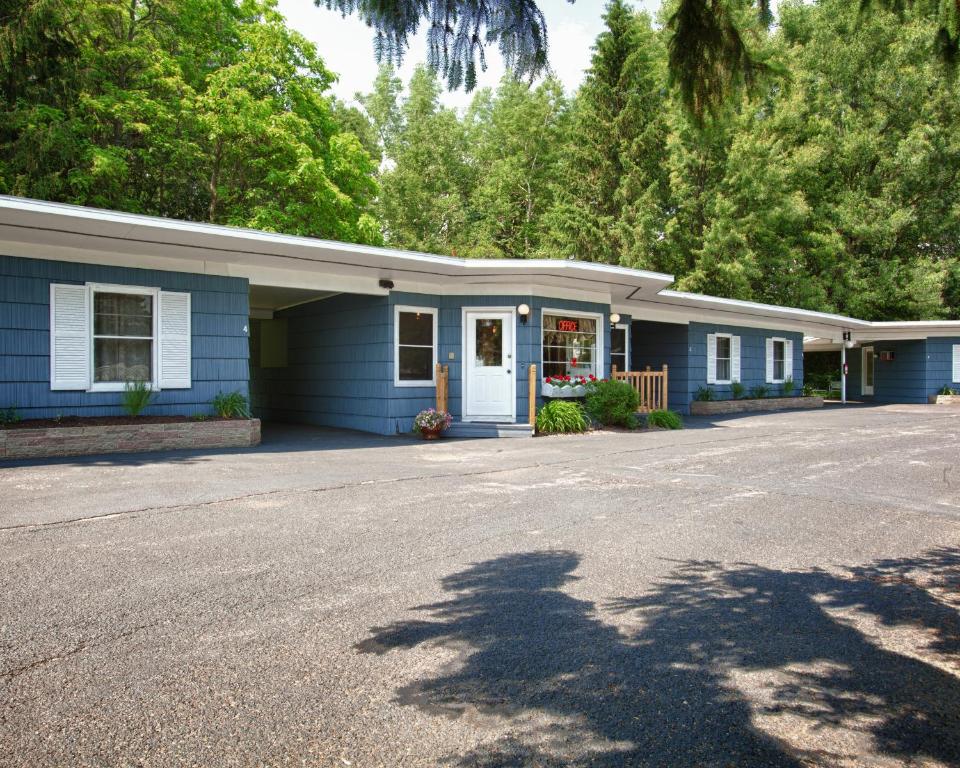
left=275, top=0, right=661, bottom=110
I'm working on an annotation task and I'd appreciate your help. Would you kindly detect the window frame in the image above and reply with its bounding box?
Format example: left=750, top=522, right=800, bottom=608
left=88, top=283, right=160, bottom=393
left=770, top=337, right=787, bottom=383
left=394, top=305, right=438, bottom=387
left=540, top=307, right=605, bottom=380
left=610, top=322, right=630, bottom=373
left=713, top=332, right=733, bottom=385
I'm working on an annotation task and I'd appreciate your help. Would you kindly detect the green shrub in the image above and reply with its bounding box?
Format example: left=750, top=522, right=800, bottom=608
left=584, top=379, right=639, bottom=427
left=782, top=377, right=795, bottom=396
left=802, top=384, right=815, bottom=397
left=694, top=386, right=714, bottom=401
left=212, top=390, right=250, bottom=419
left=939, top=384, right=958, bottom=395
left=0, top=406, right=21, bottom=426
left=646, top=409, right=683, bottom=430
left=121, top=381, right=154, bottom=417
left=730, top=381, right=745, bottom=400
left=750, top=385, right=769, bottom=399
left=536, top=400, right=588, bottom=434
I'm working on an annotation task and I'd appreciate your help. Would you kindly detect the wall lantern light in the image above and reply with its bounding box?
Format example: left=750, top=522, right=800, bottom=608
left=609, top=312, right=621, bottom=326
left=517, top=303, right=530, bottom=324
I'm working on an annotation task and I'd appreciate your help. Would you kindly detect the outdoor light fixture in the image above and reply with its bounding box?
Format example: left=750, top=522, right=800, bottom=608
left=378, top=279, right=394, bottom=290
left=517, top=303, right=530, bottom=324
left=609, top=313, right=621, bottom=325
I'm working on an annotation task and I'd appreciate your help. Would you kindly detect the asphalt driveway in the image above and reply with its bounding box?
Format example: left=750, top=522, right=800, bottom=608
left=1, top=405, right=959, bottom=767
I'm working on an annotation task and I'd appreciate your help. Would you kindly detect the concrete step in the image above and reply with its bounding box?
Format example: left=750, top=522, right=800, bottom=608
left=445, top=421, right=533, bottom=439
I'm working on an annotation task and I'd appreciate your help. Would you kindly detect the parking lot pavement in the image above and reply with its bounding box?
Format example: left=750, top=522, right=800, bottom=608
left=1, top=404, right=959, bottom=767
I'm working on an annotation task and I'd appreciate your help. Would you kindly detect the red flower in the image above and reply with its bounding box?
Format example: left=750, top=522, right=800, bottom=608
left=545, top=376, right=552, bottom=383
left=589, top=374, right=596, bottom=381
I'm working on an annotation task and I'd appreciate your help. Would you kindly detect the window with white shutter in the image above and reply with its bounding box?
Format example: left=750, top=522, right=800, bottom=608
left=731, top=335, right=741, bottom=382
left=953, top=344, right=960, bottom=383
left=765, top=338, right=775, bottom=383
left=784, top=339, right=794, bottom=381
left=706, top=333, right=717, bottom=384
left=49, top=283, right=191, bottom=392
left=158, top=291, right=192, bottom=389
left=712, top=333, right=733, bottom=383
left=50, top=284, right=91, bottom=390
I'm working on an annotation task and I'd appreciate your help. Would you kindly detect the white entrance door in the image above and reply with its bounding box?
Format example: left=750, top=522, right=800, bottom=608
left=862, top=346, right=875, bottom=396
left=464, top=310, right=515, bottom=421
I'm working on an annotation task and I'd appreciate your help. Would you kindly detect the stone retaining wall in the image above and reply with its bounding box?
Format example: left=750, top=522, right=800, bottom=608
left=0, top=419, right=261, bottom=460
left=928, top=394, right=960, bottom=405
left=690, top=396, right=823, bottom=416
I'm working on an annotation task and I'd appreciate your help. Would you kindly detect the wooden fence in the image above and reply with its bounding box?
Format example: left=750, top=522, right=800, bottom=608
left=435, top=363, right=449, bottom=413
left=611, top=364, right=668, bottom=413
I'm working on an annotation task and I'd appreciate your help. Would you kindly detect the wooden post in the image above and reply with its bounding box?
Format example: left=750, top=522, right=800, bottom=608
left=528, top=364, right=537, bottom=426
left=436, top=363, right=449, bottom=413
left=662, top=364, right=668, bottom=412
left=611, top=364, right=618, bottom=378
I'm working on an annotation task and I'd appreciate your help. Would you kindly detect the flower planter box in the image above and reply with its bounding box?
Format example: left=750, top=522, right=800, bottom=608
left=690, top=396, right=823, bottom=416
left=928, top=394, right=960, bottom=405
left=0, top=418, right=261, bottom=460
left=541, top=383, right=588, bottom=398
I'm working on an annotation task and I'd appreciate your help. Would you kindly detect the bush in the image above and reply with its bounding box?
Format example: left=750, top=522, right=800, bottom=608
left=212, top=390, right=250, bottom=419
left=782, top=377, right=795, bottom=396
left=750, top=385, right=769, bottom=399
left=730, top=381, right=745, bottom=400
left=645, top=409, right=683, bottom=430
left=0, top=406, right=21, bottom=426
left=584, top=379, right=639, bottom=427
left=536, top=400, right=588, bottom=434
left=939, top=384, right=958, bottom=395
left=694, top=386, right=714, bottom=401
left=121, top=381, right=154, bottom=417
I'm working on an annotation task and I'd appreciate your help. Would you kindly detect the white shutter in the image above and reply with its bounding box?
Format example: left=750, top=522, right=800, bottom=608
left=50, top=283, right=90, bottom=390
left=765, top=338, right=775, bottom=383
left=731, top=336, right=741, bottom=382
left=706, top=333, right=717, bottom=384
left=158, top=291, right=191, bottom=389
left=953, top=344, right=960, bottom=383
left=785, top=339, right=794, bottom=380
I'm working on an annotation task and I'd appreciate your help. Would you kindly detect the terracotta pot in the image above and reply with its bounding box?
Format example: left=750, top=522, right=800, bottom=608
left=421, top=426, right=443, bottom=440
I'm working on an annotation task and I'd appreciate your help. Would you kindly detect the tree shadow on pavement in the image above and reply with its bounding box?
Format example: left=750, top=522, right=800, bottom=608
left=355, top=548, right=960, bottom=767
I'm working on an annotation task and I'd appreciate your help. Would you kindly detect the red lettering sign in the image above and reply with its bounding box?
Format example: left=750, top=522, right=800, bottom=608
left=557, top=319, right=578, bottom=332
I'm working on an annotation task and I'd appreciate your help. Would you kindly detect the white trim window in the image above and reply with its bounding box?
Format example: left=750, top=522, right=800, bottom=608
left=610, top=323, right=629, bottom=373
left=765, top=337, right=794, bottom=383
left=394, top=305, right=437, bottom=386
left=953, top=344, right=960, bottom=383
left=706, top=332, right=739, bottom=384
left=50, top=282, right=191, bottom=392
left=541, top=309, right=604, bottom=379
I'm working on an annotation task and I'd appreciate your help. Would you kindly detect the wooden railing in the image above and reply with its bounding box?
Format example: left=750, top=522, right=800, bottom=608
left=612, top=364, right=668, bottom=413
left=435, top=363, right=449, bottom=413
left=528, top=364, right=537, bottom=426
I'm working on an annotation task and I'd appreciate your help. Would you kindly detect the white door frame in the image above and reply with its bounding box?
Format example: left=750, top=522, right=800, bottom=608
left=461, top=307, right=517, bottom=423
left=862, top=346, right=875, bottom=396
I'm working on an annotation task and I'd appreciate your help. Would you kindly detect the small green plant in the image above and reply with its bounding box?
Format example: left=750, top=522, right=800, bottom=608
left=536, top=400, right=588, bottom=435
left=584, top=379, right=639, bottom=427
left=751, top=384, right=769, bottom=399
left=121, top=381, right=154, bottom=417
left=802, top=384, right=815, bottom=397
left=730, top=381, right=745, bottom=400
left=189, top=413, right=210, bottom=422
left=939, top=384, right=957, bottom=396
left=694, top=386, right=715, bottom=401
left=53, top=413, right=64, bottom=424
left=782, top=377, right=795, bottom=396
left=211, top=390, right=250, bottom=419
left=645, top=409, right=683, bottom=430
left=0, top=406, right=21, bottom=426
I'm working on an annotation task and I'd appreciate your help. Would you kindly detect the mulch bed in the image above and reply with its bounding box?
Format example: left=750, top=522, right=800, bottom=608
left=1, top=415, right=244, bottom=430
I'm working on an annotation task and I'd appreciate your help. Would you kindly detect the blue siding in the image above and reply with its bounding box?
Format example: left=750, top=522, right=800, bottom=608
left=687, top=322, right=804, bottom=404
left=846, top=338, right=960, bottom=403
left=0, top=255, right=249, bottom=419
left=926, top=338, right=960, bottom=394
left=631, top=320, right=691, bottom=414
left=252, top=294, right=392, bottom=432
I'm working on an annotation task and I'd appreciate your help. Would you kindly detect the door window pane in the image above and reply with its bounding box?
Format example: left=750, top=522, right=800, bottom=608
left=611, top=327, right=627, bottom=372
left=475, top=319, right=502, bottom=367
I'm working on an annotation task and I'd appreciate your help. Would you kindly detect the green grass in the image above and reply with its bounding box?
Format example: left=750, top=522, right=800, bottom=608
left=645, top=409, right=683, bottom=430
left=211, top=390, right=250, bottom=419
left=121, top=381, right=154, bottom=417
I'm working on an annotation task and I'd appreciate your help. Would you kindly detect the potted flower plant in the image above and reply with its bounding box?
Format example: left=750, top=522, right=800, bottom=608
left=413, top=408, right=453, bottom=439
